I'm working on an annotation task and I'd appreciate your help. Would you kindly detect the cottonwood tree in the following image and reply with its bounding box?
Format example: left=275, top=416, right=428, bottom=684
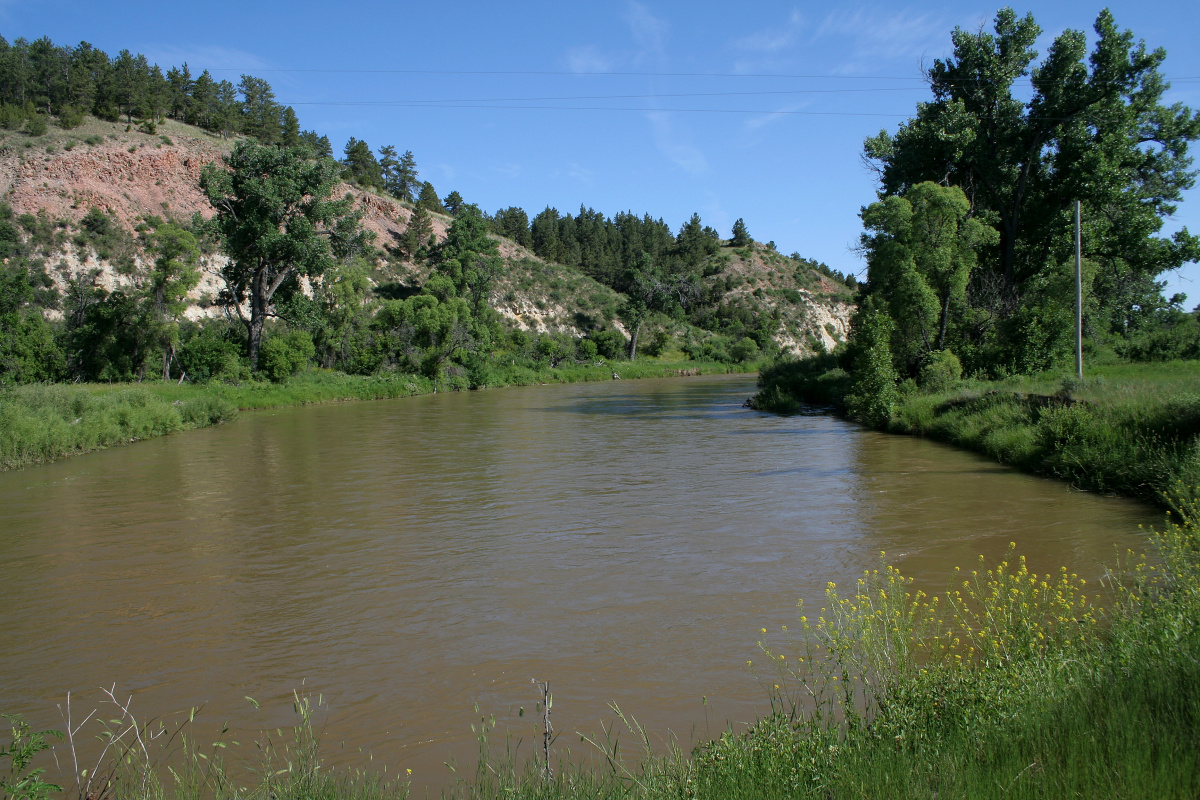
left=863, top=8, right=1200, bottom=357
left=143, top=223, right=201, bottom=379
left=860, top=182, right=996, bottom=366
left=200, top=141, right=371, bottom=370
left=433, top=204, right=504, bottom=311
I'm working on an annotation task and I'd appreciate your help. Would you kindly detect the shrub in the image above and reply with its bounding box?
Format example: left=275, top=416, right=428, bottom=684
left=729, top=336, right=760, bottom=363
left=177, top=325, right=247, bottom=382
left=845, top=308, right=899, bottom=426
left=589, top=327, right=627, bottom=360
left=56, top=106, right=85, bottom=129
left=920, top=349, right=963, bottom=392
left=23, top=113, right=47, bottom=136
left=257, top=330, right=315, bottom=382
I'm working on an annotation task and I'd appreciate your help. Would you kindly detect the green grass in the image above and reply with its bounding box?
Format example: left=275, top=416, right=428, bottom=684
left=754, top=357, right=1200, bottom=507
left=887, top=362, right=1200, bottom=506
left=0, top=360, right=746, bottom=471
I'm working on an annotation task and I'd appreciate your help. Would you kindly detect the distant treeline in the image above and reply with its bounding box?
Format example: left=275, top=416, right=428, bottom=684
left=487, top=205, right=856, bottom=291
left=0, top=34, right=328, bottom=148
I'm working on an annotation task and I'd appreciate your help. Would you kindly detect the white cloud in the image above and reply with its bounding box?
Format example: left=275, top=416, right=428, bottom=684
left=815, top=7, right=950, bottom=68
left=493, top=163, right=523, bottom=179
left=734, top=9, right=806, bottom=56
left=623, top=1, right=669, bottom=63
left=566, top=45, right=617, bottom=74
left=567, top=163, right=595, bottom=184
left=647, top=111, right=707, bottom=175
left=743, top=100, right=812, bottom=133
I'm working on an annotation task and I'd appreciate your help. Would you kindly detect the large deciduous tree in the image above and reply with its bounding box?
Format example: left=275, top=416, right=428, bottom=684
left=200, top=141, right=371, bottom=370
left=860, top=182, right=996, bottom=365
left=862, top=8, right=1200, bottom=367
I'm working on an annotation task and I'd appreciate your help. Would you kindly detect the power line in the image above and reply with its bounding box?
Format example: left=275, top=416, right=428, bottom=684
left=281, top=86, right=929, bottom=106
left=207, top=67, right=935, bottom=80
left=279, top=102, right=909, bottom=117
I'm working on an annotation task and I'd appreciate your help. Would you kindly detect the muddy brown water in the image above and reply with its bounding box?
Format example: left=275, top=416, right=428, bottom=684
left=0, top=375, right=1157, bottom=791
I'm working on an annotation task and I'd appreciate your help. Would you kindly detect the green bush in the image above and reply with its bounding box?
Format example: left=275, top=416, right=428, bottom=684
left=729, top=336, right=760, bottom=363
left=919, top=349, right=963, bottom=392
left=589, top=327, right=627, bottom=360
left=845, top=309, right=899, bottom=425
left=23, top=114, right=47, bottom=136
left=177, top=325, right=248, bottom=383
left=258, top=330, right=315, bottom=382
left=56, top=106, right=85, bottom=129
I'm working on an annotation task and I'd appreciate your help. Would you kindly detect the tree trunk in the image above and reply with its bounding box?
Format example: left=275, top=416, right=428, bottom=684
left=937, top=292, right=952, bottom=351
left=627, top=319, right=641, bottom=360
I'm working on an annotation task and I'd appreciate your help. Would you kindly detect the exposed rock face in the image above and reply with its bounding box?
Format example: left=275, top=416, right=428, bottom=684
left=0, top=138, right=227, bottom=227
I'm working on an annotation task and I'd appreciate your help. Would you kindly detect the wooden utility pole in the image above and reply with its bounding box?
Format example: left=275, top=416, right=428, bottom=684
left=1075, top=200, right=1083, bottom=381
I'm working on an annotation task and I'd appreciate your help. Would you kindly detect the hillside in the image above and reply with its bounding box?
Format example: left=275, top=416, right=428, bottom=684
left=0, top=115, right=853, bottom=360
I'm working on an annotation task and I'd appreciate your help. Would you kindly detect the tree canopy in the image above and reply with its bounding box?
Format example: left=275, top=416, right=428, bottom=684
left=861, top=8, right=1200, bottom=373
left=200, top=141, right=371, bottom=369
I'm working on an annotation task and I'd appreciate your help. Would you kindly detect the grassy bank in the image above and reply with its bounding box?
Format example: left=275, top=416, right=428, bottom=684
left=0, top=360, right=747, bottom=471
left=6, top=492, right=1197, bottom=799
left=754, top=357, right=1200, bottom=508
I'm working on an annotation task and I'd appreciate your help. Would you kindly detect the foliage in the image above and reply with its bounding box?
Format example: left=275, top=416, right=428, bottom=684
left=201, top=140, right=372, bottom=370
left=859, top=182, right=996, bottom=369
left=0, top=34, right=300, bottom=139
left=258, top=329, right=315, bottom=382
left=845, top=306, right=899, bottom=426
left=0, top=715, right=62, bottom=800
left=730, top=217, right=751, bottom=247
left=862, top=9, right=1200, bottom=375
left=918, top=349, right=962, bottom=392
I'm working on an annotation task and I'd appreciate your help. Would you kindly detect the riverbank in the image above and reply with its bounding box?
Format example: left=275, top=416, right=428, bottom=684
left=0, top=359, right=747, bottom=471
left=752, top=357, right=1200, bottom=508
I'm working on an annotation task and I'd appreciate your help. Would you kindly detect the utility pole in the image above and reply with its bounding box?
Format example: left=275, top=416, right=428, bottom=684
left=1075, top=200, right=1083, bottom=381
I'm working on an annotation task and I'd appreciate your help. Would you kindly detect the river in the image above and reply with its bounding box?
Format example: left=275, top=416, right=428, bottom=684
left=0, top=374, right=1155, bottom=791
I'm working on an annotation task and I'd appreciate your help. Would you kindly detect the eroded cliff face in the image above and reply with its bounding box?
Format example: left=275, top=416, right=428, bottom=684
left=1, top=126, right=852, bottom=353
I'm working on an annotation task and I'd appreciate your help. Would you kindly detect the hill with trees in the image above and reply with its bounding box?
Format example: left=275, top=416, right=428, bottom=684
left=0, top=34, right=854, bottom=389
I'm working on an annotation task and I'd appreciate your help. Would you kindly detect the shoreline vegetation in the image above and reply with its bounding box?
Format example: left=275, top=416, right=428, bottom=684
left=750, top=357, right=1200, bottom=510
left=0, top=360, right=748, bottom=471
left=5, top=490, right=1198, bottom=799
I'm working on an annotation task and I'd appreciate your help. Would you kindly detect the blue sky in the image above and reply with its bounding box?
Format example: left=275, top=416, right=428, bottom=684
left=7, top=1, right=1200, bottom=302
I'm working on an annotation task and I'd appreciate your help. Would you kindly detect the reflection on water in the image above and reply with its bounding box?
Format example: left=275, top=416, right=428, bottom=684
left=0, top=375, right=1155, bottom=790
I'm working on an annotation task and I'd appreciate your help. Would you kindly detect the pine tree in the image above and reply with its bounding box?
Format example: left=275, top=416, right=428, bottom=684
left=730, top=218, right=751, bottom=247
left=378, top=145, right=399, bottom=194
left=401, top=205, right=433, bottom=258
left=443, top=190, right=464, bottom=216
left=342, top=137, right=383, bottom=189
left=395, top=150, right=418, bottom=202
left=416, top=181, right=444, bottom=213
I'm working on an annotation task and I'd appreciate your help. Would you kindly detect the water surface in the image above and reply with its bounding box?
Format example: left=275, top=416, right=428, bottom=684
left=0, top=375, right=1155, bottom=788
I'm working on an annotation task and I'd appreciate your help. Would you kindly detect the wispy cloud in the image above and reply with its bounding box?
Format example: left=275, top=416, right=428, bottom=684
left=567, top=163, right=595, bottom=185
left=493, top=162, right=523, bottom=180
left=815, top=7, right=950, bottom=72
left=562, top=1, right=668, bottom=73
left=734, top=10, right=806, bottom=56
left=743, top=100, right=812, bottom=133
left=647, top=111, right=707, bottom=175
left=623, top=1, right=670, bottom=63
left=565, top=45, right=618, bottom=74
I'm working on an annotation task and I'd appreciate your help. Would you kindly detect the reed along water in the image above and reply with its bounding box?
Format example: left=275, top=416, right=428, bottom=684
left=0, top=375, right=1154, bottom=790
